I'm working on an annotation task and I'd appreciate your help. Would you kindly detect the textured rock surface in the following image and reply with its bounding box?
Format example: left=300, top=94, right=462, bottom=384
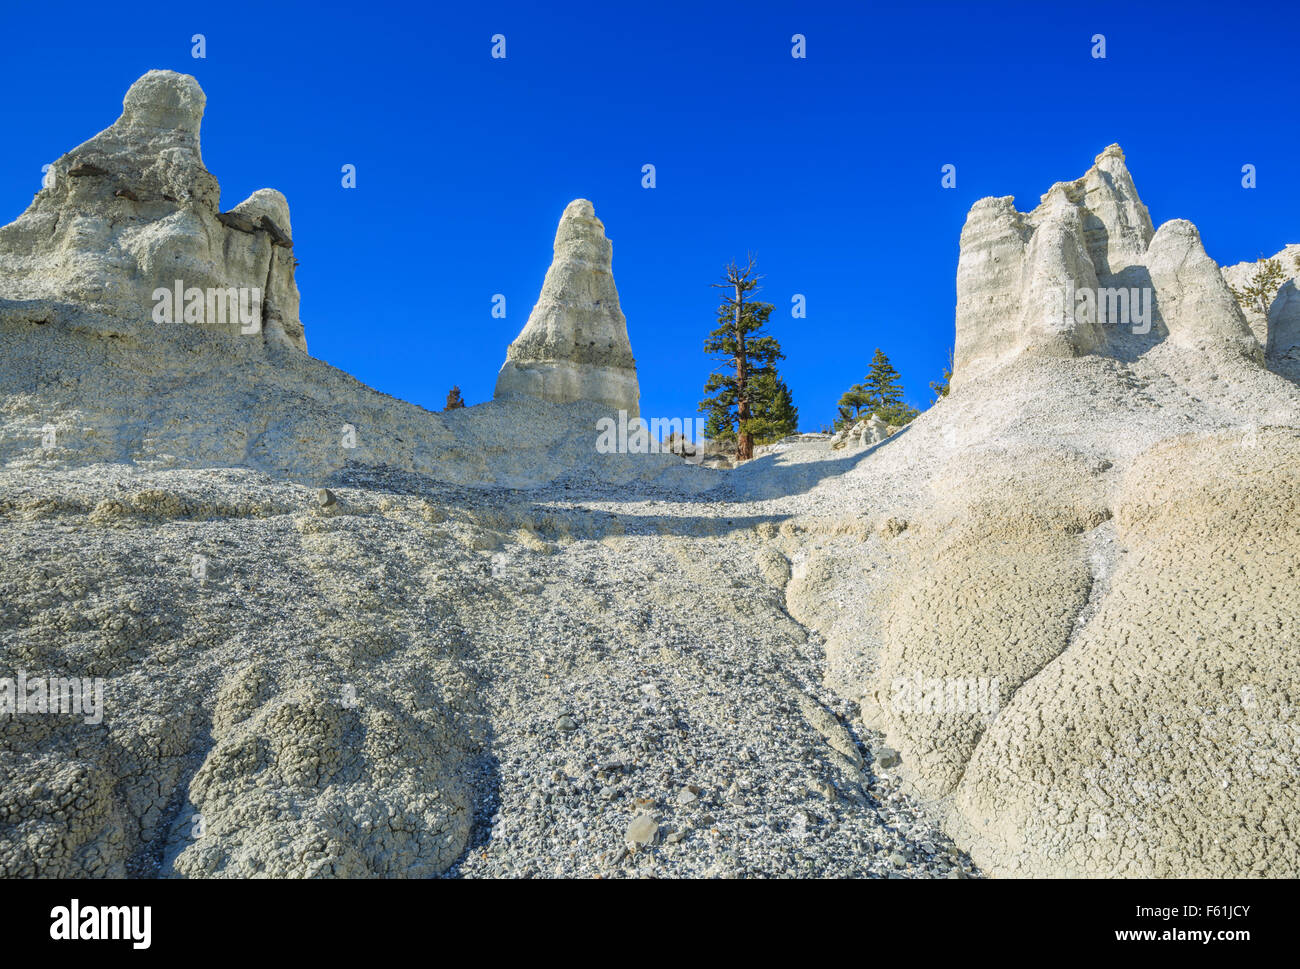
left=951, top=430, right=1300, bottom=875
left=953, top=197, right=1029, bottom=385
left=782, top=343, right=1300, bottom=876
left=0, top=292, right=688, bottom=487
left=0, top=472, right=482, bottom=877
left=0, top=70, right=305, bottom=352
left=1016, top=190, right=1106, bottom=360
left=494, top=200, right=640, bottom=415
left=1069, top=142, right=1155, bottom=280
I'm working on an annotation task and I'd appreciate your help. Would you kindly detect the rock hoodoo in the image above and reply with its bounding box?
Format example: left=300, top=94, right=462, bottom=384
left=952, top=144, right=1278, bottom=387
left=494, top=199, right=640, bottom=415
left=0, top=72, right=687, bottom=484
left=0, top=70, right=306, bottom=351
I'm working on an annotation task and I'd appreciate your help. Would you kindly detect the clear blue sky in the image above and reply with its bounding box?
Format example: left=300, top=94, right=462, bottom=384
left=1, top=1, right=1296, bottom=428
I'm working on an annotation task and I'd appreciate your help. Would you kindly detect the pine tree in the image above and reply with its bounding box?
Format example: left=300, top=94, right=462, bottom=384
left=834, top=348, right=919, bottom=428
left=698, top=257, right=787, bottom=461
left=746, top=372, right=799, bottom=446
left=833, top=381, right=871, bottom=430
left=444, top=386, right=465, bottom=410
left=863, top=348, right=905, bottom=416
left=930, top=347, right=953, bottom=403
left=1229, top=257, right=1287, bottom=320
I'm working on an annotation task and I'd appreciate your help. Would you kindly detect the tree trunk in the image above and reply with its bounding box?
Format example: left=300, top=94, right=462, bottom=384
left=734, top=280, right=753, bottom=462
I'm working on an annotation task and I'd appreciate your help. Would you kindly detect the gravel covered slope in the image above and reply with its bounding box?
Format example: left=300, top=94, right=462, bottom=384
left=0, top=459, right=981, bottom=878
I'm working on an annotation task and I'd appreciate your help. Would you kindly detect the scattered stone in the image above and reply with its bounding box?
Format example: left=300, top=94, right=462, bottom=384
left=811, top=780, right=836, bottom=800
left=625, top=814, right=659, bottom=847
left=877, top=516, right=908, bottom=539
left=67, top=161, right=108, bottom=177
left=217, top=210, right=258, bottom=233
left=795, top=692, right=864, bottom=768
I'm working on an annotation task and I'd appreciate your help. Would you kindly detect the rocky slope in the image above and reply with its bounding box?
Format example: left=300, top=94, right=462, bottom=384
left=779, top=145, right=1299, bottom=876
left=1, top=74, right=1296, bottom=878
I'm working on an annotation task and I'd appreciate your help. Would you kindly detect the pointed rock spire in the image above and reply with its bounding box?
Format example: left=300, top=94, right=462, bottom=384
left=1017, top=191, right=1106, bottom=359
left=953, top=197, right=1030, bottom=387
left=494, top=200, right=640, bottom=415
left=1076, top=144, right=1154, bottom=280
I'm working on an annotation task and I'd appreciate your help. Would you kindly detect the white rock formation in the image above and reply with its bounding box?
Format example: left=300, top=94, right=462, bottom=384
left=953, top=144, right=1269, bottom=388
left=0, top=70, right=306, bottom=351
left=784, top=145, right=1300, bottom=879
left=1223, top=243, right=1300, bottom=374
left=494, top=200, right=640, bottom=415
left=1016, top=189, right=1106, bottom=359
left=1072, top=142, right=1155, bottom=279
left=829, top=415, right=894, bottom=450
left=1145, top=219, right=1257, bottom=356
left=0, top=75, right=704, bottom=492
left=4, top=82, right=1300, bottom=884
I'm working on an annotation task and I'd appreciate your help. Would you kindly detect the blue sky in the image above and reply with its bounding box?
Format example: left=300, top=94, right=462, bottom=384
left=1, top=0, right=1296, bottom=428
